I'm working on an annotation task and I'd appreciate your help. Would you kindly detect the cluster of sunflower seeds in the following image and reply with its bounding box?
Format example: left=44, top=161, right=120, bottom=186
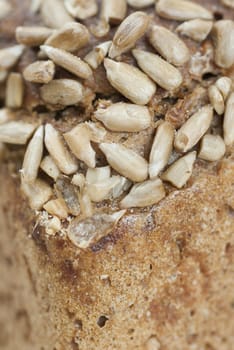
left=0, top=0, right=233, bottom=248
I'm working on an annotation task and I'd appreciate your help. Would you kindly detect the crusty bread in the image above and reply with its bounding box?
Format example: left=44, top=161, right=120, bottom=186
left=0, top=1, right=234, bottom=349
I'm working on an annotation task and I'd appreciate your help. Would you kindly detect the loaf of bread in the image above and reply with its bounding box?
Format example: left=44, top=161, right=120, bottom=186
left=0, top=0, right=234, bottom=349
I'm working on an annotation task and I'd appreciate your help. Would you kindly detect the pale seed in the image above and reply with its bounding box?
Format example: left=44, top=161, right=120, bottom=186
left=21, top=178, right=53, bottom=210
left=176, top=19, right=213, bottom=42
left=174, top=105, right=213, bottom=152
left=64, top=0, right=98, bottom=20
left=44, top=123, right=78, bottom=175
left=161, top=151, right=197, bottom=189
left=79, top=189, right=93, bottom=218
left=127, top=0, right=155, bottom=8
left=109, top=11, right=149, bottom=58
left=208, top=85, right=224, bottom=115
left=212, top=20, right=234, bottom=69
left=40, top=79, right=84, bottom=106
left=55, top=176, right=80, bottom=216
left=43, top=198, right=69, bottom=219
left=0, top=121, right=36, bottom=144
left=94, top=101, right=152, bottom=132
left=87, top=176, right=120, bottom=202
left=21, top=125, right=44, bottom=183
left=0, top=45, right=25, bottom=70
left=45, top=22, right=90, bottom=52
left=133, top=49, right=183, bottom=91
left=64, top=123, right=97, bottom=168
left=104, top=59, right=156, bottom=105
left=40, top=0, right=74, bottom=29
left=30, top=0, right=41, bottom=13
left=86, top=166, right=111, bottom=184
left=68, top=210, right=126, bottom=248
left=99, top=142, right=148, bottom=182
left=223, top=92, right=234, bottom=146
left=101, top=0, right=127, bottom=25
left=84, top=41, right=111, bottom=70
left=0, top=108, right=13, bottom=125
left=199, top=134, right=226, bottom=161
left=120, top=178, right=165, bottom=208
left=89, top=19, right=110, bottom=38
left=6, top=73, right=24, bottom=108
left=148, top=25, right=190, bottom=66
left=40, top=155, right=60, bottom=180
left=71, top=173, right=85, bottom=188
left=156, top=0, right=213, bottom=21
left=0, top=70, right=7, bottom=82
left=146, top=336, right=161, bottom=350
left=215, top=76, right=232, bottom=101
left=16, top=26, right=54, bottom=46
left=149, top=121, right=174, bottom=179
left=111, top=176, right=132, bottom=199
left=41, top=45, right=92, bottom=79
left=45, top=216, right=62, bottom=235
left=23, top=60, right=55, bottom=83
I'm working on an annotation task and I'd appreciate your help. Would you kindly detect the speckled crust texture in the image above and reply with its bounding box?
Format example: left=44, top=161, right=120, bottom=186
left=0, top=149, right=234, bottom=350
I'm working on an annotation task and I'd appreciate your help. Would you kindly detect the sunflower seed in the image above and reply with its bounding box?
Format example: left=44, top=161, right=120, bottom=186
left=21, top=125, right=44, bottom=183
left=101, top=0, right=127, bottom=25
left=71, top=173, right=85, bottom=188
left=0, top=45, right=25, bottom=70
left=94, top=101, right=152, bottom=132
left=79, top=189, right=93, bottom=218
left=84, top=41, right=111, bottom=70
left=85, top=121, right=107, bottom=142
left=40, top=155, right=60, bottom=180
left=40, top=0, right=74, bottom=29
left=89, top=19, right=110, bottom=38
left=45, top=124, right=78, bottom=175
left=41, top=45, right=92, bottom=79
left=212, top=20, right=234, bottom=69
left=45, top=22, right=90, bottom=52
left=40, top=79, right=84, bottom=106
left=127, top=0, right=155, bottom=8
left=148, top=25, right=190, bottom=66
left=176, top=19, right=213, bottom=42
left=111, top=176, right=132, bottom=199
left=6, top=73, right=24, bottom=108
left=86, top=166, right=111, bottom=184
left=43, top=198, right=69, bottom=219
left=109, top=11, right=149, bottom=58
left=221, top=0, right=234, bottom=9
left=55, top=175, right=80, bottom=216
left=208, top=85, right=225, bottom=115
left=68, top=210, right=126, bottom=248
left=133, top=49, right=183, bottom=91
left=0, top=0, right=12, bottom=19
left=161, top=151, right=197, bottom=189
left=149, top=121, right=174, bottom=179
left=64, top=0, right=98, bottom=20
left=87, top=176, right=120, bottom=202
left=199, top=134, right=226, bottom=161
left=156, top=0, right=213, bottom=21
left=99, top=142, right=148, bottom=182
left=174, top=105, right=213, bottom=152
left=16, top=26, right=54, bottom=46
left=121, top=178, right=165, bottom=208
left=223, top=92, right=234, bottom=146
left=215, top=76, right=232, bottom=101
left=104, top=59, right=156, bottom=105
left=21, top=178, right=53, bottom=210
left=64, top=123, right=97, bottom=168
left=0, top=121, right=36, bottom=144
left=45, top=216, right=62, bottom=235
left=23, top=60, right=55, bottom=83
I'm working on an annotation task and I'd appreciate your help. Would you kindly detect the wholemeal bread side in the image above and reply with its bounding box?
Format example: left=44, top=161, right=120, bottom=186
left=0, top=1, right=234, bottom=349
